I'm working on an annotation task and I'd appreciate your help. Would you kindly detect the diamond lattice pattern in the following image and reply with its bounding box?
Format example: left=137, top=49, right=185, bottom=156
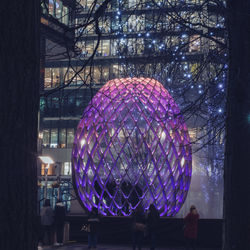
left=72, top=77, right=192, bottom=216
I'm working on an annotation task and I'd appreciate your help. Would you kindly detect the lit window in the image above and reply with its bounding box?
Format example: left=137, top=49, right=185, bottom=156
left=62, top=162, right=72, bottom=175
left=189, top=35, right=201, bottom=52
left=102, top=40, right=110, bottom=56
left=59, top=129, right=66, bottom=148
left=51, top=129, right=58, bottom=148
left=42, top=129, right=50, bottom=147
left=67, top=129, right=74, bottom=147
left=41, top=163, right=55, bottom=176
left=62, top=6, right=69, bottom=25
left=55, top=0, right=62, bottom=20
left=49, top=0, right=54, bottom=15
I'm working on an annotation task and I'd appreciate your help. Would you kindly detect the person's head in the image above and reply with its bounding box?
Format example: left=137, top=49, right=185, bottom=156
left=190, top=205, right=196, bottom=212
left=44, top=199, right=50, bottom=207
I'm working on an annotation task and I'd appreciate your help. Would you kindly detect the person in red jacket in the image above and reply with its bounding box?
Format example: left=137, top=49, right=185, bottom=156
left=184, top=205, right=199, bottom=250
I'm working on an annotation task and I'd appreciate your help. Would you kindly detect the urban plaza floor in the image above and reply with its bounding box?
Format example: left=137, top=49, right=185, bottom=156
left=39, top=242, right=220, bottom=250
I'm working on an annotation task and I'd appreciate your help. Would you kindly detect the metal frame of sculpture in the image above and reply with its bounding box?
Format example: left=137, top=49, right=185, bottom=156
left=72, top=77, right=192, bottom=216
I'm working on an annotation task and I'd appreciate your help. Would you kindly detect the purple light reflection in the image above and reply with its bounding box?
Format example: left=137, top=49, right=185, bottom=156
left=72, top=78, right=192, bottom=216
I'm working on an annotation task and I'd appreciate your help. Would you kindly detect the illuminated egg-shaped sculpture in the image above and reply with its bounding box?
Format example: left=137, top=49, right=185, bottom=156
left=72, top=77, right=192, bottom=216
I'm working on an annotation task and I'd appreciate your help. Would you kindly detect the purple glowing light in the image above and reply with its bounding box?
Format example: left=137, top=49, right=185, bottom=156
left=72, top=77, right=192, bottom=216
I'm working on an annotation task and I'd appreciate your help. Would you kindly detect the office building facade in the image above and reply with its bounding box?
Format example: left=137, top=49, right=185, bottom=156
left=39, top=0, right=226, bottom=217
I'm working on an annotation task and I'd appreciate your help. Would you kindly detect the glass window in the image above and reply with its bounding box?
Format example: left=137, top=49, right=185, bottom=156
left=41, top=164, right=45, bottom=175
left=52, top=68, right=60, bottom=88
left=97, top=42, right=102, bottom=57
left=136, top=38, right=144, bottom=54
left=62, top=6, right=69, bottom=25
left=156, top=16, right=163, bottom=32
left=40, top=98, right=46, bottom=113
left=68, top=94, right=75, bottom=107
left=85, top=66, right=91, bottom=84
left=189, top=35, right=201, bottom=52
left=111, top=64, right=122, bottom=78
left=155, top=63, right=162, bottom=75
left=51, top=97, right=59, bottom=109
left=49, top=0, right=54, bottom=15
left=128, top=38, right=136, bottom=55
left=41, top=1, right=47, bottom=15
left=162, top=15, right=169, bottom=30
left=49, top=165, right=56, bottom=175
left=128, top=15, right=137, bottom=32
left=86, top=23, right=95, bottom=34
left=87, top=0, right=94, bottom=10
left=43, top=129, right=50, bottom=147
left=137, top=15, right=145, bottom=32
left=77, top=41, right=87, bottom=58
left=60, top=183, right=71, bottom=211
left=55, top=0, right=62, bottom=20
left=86, top=41, right=94, bottom=55
left=62, top=162, right=72, bottom=175
left=93, top=66, right=101, bottom=84
left=111, top=16, right=121, bottom=32
left=76, top=91, right=84, bottom=109
left=68, top=67, right=77, bottom=85
left=128, top=0, right=136, bottom=8
left=61, top=96, right=69, bottom=115
left=145, top=13, right=154, bottom=31
left=209, top=37, right=224, bottom=50
left=62, top=67, right=69, bottom=84
left=102, top=40, right=110, bottom=56
left=102, top=66, right=109, bottom=82
left=187, top=0, right=202, bottom=4
left=59, top=67, right=65, bottom=85
left=111, top=39, right=119, bottom=56
left=59, top=128, right=66, bottom=148
left=165, top=36, right=180, bottom=48
left=121, top=16, right=128, bottom=32
left=111, top=0, right=118, bottom=9
left=145, top=63, right=153, bottom=76
left=100, top=17, right=110, bottom=33
left=51, top=128, right=58, bottom=148
left=44, top=68, right=52, bottom=88
left=41, top=164, right=55, bottom=176
left=76, top=67, right=85, bottom=85
left=67, top=128, right=74, bottom=148
left=190, top=12, right=201, bottom=28
left=79, top=0, right=87, bottom=10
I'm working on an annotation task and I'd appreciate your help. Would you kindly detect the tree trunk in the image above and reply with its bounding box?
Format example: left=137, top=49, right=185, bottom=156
left=0, top=1, right=40, bottom=249
left=223, top=1, right=250, bottom=249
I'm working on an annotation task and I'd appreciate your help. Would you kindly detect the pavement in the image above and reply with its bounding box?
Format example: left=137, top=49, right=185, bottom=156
left=38, top=242, right=220, bottom=250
